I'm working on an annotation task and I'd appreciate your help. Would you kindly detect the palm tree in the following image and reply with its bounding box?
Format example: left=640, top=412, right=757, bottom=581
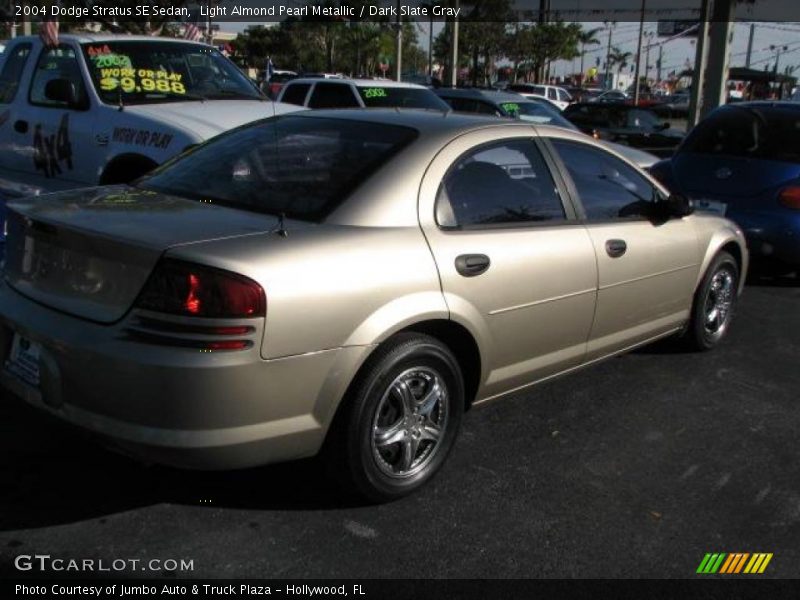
left=578, top=27, right=602, bottom=86
left=608, top=46, right=632, bottom=76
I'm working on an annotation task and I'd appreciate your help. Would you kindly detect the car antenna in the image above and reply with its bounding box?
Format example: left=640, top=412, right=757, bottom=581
left=117, top=83, right=124, bottom=112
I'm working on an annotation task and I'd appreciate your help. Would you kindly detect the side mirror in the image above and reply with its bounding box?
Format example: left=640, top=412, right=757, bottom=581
left=665, top=193, right=694, bottom=217
left=45, top=78, right=79, bottom=106
left=657, top=121, right=671, bottom=131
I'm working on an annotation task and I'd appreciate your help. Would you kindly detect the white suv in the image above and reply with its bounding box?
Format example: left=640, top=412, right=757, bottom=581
left=507, top=83, right=572, bottom=111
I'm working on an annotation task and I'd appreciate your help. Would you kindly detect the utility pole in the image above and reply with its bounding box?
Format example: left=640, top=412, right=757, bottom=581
left=604, top=21, right=614, bottom=90
left=700, top=0, right=735, bottom=121
left=449, top=0, right=459, bottom=87
left=687, top=0, right=712, bottom=128
left=656, top=43, right=663, bottom=83
left=745, top=23, right=755, bottom=68
left=395, top=0, right=403, bottom=81
left=537, top=0, right=549, bottom=83
left=633, top=0, right=646, bottom=106
left=771, top=44, right=788, bottom=74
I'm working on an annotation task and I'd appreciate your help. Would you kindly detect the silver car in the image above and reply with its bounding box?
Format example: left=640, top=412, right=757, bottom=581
left=0, top=110, right=747, bottom=501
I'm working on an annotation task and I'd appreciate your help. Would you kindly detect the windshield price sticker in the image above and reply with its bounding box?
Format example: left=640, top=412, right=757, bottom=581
left=362, top=88, right=388, bottom=99
left=98, top=69, right=186, bottom=95
left=501, top=102, right=520, bottom=114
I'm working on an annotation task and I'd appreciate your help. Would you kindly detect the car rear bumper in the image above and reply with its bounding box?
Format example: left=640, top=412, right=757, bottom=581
left=727, top=209, right=800, bottom=266
left=0, top=281, right=371, bottom=470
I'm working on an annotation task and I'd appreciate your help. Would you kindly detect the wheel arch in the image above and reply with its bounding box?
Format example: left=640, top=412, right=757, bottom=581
left=99, top=153, right=160, bottom=185
left=696, top=227, right=748, bottom=296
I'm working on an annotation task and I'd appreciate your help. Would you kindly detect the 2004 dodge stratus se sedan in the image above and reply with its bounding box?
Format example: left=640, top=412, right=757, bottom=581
left=0, top=110, right=747, bottom=501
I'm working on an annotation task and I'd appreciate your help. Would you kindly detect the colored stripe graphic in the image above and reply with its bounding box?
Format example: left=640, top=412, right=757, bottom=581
left=697, top=553, right=773, bottom=574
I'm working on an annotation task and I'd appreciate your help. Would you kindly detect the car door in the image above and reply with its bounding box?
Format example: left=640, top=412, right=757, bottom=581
left=418, top=128, right=598, bottom=399
left=546, top=136, right=701, bottom=359
left=0, top=41, right=36, bottom=182
left=10, top=41, right=99, bottom=189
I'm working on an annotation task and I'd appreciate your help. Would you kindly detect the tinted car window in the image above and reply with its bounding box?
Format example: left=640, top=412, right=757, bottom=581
left=436, top=140, right=565, bottom=227
left=140, top=116, right=417, bottom=221
left=626, top=109, right=660, bottom=130
left=281, top=83, right=310, bottom=105
left=501, top=101, right=577, bottom=129
left=308, top=82, right=359, bottom=108
left=0, top=43, right=32, bottom=103
left=356, top=86, right=448, bottom=109
left=681, top=107, right=800, bottom=163
left=30, top=45, right=88, bottom=108
left=564, top=105, right=607, bottom=127
left=551, top=139, right=660, bottom=220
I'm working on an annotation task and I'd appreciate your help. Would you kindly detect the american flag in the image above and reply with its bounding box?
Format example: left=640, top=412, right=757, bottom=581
left=183, top=19, right=203, bottom=42
left=39, top=12, right=59, bottom=47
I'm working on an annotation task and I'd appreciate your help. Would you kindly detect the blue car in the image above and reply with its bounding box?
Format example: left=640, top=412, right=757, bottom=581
left=650, top=102, right=800, bottom=270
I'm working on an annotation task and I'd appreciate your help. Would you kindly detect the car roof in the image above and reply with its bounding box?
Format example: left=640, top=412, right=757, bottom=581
left=719, top=101, right=800, bottom=112
left=434, top=88, right=531, bottom=104
left=287, top=108, right=581, bottom=140
left=286, top=78, right=429, bottom=89
left=10, top=34, right=210, bottom=45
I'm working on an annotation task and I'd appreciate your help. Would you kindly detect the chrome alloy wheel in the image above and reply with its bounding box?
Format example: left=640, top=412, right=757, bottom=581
left=703, top=267, right=736, bottom=336
left=371, top=367, right=449, bottom=479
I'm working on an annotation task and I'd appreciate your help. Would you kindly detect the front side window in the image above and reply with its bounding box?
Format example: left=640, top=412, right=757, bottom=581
left=547, top=88, right=558, bottom=100
left=551, top=139, right=661, bottom=220
left=30, top=45, right=88, bottom=109
left=81, top=41, right=261, bottom=105
left=436, top=140, right=565, bottom=228
left=557, top=88, right=571, bottom=102
left=139, top=116, right=417, bottom=221
left=0, top=43, right=32, bottom=104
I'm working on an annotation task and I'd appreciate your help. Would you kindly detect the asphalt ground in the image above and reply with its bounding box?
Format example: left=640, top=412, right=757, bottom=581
left=0, top=273, right=798, bottom=580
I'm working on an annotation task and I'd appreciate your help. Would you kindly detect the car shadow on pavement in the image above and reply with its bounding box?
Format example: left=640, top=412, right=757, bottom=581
left=1, top=396, right=369, bottom=532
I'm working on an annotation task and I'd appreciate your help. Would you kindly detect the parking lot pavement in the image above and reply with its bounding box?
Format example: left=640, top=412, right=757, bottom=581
left=0, top=277, right=798, bottom=579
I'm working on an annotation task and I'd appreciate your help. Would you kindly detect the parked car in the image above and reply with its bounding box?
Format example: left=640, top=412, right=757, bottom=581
left=564, top=103, right=685, bottom=157
left=590, top=89, right=629, bottom=103
left=0, top=110, right=747, bottom=501
left=435, top=88, right=659, bottom=169
left=277, top=77, right=450, bottom=110
left=263, top=69, right=297, bottom=99
left=649, top=102, right=800, bottom=270
left=653, top=89, right=691, bottom=117
left=0, top=35, right=298, bottom=197
left=506, top=83, right=572, bottom=110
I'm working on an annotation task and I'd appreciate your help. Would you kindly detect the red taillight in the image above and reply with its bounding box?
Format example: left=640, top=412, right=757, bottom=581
left=778, top=186, right=800, bottom=210
left=136, top=260, right=266, bottom=318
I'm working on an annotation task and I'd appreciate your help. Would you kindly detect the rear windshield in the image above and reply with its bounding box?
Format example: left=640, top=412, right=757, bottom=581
left=681, top=107, right=800, bottom=162
left=356, top=86, right=448, bottom=109
left=501, top=101, right=577, bottom=130
left=138, top=116, right=418, bottom=221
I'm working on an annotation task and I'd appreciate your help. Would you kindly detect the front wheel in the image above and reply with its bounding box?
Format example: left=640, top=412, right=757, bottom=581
left=326, top=333, right=464, bottom=502
left=685, top=251, right=739, bottom=351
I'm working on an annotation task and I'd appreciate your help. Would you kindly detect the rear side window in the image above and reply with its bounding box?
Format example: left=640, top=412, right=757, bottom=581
left=551, top=139, right=660, bottom=220
left=682, top=107, right=800, bottom=163
left=280, top=83, right=310, bottom=106
left=0, top=43, right=32, bottom=103
left=436, top=140, right=565, bottom=228
left=547, top=88, right=557, bottom=100
left=29, top=45, right=88, bottom=109
left=557, top=89, right=571, bottom=102
left=308, top=82, right=359, bottom=109
left=140, top=116, right=418, bottom=221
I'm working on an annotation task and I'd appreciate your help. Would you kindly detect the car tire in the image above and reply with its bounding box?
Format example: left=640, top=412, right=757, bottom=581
left=326, top=333, right=464, bottom=503
left=685, top=251, right=739, bottom=351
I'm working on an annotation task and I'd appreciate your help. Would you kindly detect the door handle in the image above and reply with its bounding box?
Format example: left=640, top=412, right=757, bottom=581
left=14, top=120, right=28, bottom=134
left=605, top=239, right=627, bottom=258
left=455, top=254, right=490, bottom=277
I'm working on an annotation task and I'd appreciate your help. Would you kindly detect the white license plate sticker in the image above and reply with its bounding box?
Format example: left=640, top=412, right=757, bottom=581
left=5, top=334, right=41, bottom=388
left=694, top=199, right=728, bottom=216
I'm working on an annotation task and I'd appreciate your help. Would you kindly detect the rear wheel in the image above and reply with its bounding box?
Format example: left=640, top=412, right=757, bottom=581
left=685, top=251, right=739, bottom=351
left=326, top=333, right=463, bottom=502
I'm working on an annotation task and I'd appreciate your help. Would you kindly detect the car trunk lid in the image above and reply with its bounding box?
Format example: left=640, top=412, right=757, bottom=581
left=3, top=186, right=300, bottom=323
left=674, top=154, right=800, bottom=199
